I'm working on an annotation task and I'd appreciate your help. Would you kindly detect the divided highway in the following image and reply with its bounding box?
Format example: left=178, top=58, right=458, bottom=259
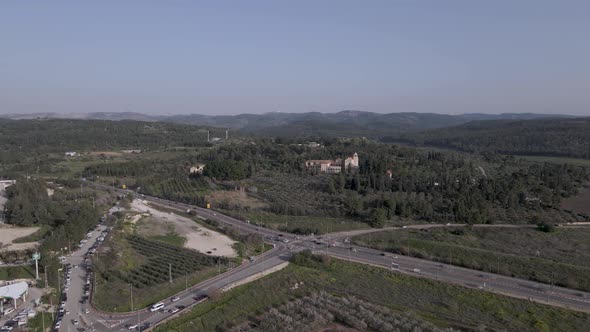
left=67, top=183, right=590, bottom=332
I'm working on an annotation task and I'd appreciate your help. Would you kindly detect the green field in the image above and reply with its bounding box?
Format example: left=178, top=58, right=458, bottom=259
left=155, top=252, right=590, bottom=332
left=353, top=227, right=590, bottom=292
left=222, top=209, right=369, bottom=235
left=0, top=265, right=35, bottom=280
left=92, top=235, right=229, bottom=312
left=516, top=155, right=590, bottom=167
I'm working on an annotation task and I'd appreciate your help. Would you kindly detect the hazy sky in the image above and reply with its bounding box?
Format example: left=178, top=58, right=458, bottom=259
left=1, top=1, right=589, bottom=115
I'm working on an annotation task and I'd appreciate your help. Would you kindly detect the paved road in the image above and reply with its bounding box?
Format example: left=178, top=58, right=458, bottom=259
left=84, top=247, right=290, bottom=332
left=57, top=224, right=108, bottom=332
left=74, top=183, right=590, bottom=331
left=311, top=244, right=590, bottom=313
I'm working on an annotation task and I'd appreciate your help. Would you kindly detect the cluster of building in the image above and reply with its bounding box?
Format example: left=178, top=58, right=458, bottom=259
left=305, top=152, right=359, bottom=174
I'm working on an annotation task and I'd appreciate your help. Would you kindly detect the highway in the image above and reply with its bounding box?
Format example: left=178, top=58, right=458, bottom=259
left=66, top=183, right=590, bottom=331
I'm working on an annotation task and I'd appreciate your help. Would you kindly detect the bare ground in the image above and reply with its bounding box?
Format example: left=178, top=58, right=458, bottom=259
left=206, top=190, right=268, bottom=210
left=0, top=225, right=40, bottom=252
left=561, top=184, right=590, bottom=215
left=130, top=199, right=237, bottom=257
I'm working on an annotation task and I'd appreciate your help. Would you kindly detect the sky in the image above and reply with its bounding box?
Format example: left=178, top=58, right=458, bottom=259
left=1, top=1, right=589, bottom=116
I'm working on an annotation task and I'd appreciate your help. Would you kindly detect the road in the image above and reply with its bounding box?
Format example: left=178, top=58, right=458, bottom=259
left=67, top=183, right=590, bottom=331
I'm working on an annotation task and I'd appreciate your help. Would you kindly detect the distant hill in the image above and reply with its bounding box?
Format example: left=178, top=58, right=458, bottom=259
left=390, top=117, right=590, bottom=159
left=0, top=118, right=214, bottom=154
left=0, top=111, right=575, bottom=138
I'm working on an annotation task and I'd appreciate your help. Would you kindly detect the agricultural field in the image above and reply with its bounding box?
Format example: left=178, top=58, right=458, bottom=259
left=230, top=292, right=449, bottom=332
left=155, top=252, right=590, bottom=332
left=226, top=209, right=368, bottom=235
left=353, top=226, right=590, bottom=292
left=250, top=171, right=339, bottom=216
left=516, top=155, right=590, bottom=168
left=92, top=235, right=229, bottom=312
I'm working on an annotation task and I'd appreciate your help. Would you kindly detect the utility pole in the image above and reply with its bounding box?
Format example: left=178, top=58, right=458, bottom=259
left=44, top=265, right=48, bottom=289
left=57, top=267, right=61, bottom=295
left=130, top=284, right=134, bottom=312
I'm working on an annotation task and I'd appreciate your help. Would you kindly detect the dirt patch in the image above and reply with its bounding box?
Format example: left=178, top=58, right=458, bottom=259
left=206, top=190, right=268, bottom=210
left=561, top=184, right=590, bottom=215
left=130, top=199, right=237, bottom=257
left=89, top=151, right=123, bottom=157
left=0, top=225, right=40, bottom=252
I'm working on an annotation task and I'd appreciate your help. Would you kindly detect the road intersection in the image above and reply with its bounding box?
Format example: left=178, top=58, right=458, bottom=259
left=57, top=184, right=590, bottom=331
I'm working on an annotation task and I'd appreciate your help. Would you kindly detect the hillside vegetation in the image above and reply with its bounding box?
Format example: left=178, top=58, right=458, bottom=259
left=391, top=117, right=590, bottom=159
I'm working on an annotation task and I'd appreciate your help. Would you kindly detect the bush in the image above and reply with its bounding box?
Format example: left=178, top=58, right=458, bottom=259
left=536, top=222, right=555, bottom=233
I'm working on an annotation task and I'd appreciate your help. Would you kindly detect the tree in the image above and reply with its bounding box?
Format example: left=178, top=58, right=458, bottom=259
left=368, top=208, right=386, bottom=228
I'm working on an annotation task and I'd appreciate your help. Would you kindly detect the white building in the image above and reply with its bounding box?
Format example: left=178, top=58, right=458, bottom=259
left=305, top=152, right=359, bottom=174
left=189, top=164, right=206, bottom=174
left=344, top=152, right=359, bottom=171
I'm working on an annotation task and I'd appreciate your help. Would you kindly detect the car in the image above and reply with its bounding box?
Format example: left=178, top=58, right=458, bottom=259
left=72, top=319, right=79, bottom=325
left=171, top=296, right=180, bottom=302
left=194, top=294, right=208, bottom=302
left=65, top=309, right=70, bottom=315
left=168, top=307, right=179, bottom=314
left=380, top=253, right=386, bottom=256
left=127, top=324, right=138, bottom=330
left=55, top=320, right=62, bottom=329
left=83, top=308, right=90, bottom=314
left=149, top=302, right=165, bottom=312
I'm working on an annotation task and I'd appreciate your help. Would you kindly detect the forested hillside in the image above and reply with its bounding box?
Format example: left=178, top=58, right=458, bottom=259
left=0, top=119, right=213, bottom=153
left=0, top=119, right=224, bottom=176
left=390, top=117, right=590, bottom=159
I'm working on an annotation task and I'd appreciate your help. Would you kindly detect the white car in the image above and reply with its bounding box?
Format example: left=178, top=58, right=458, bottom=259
left=168, top=307, right=179, bottom=314
left=83, top=308, right=90, bottom=314
left=127, top=324, right=138, bottom=330
left=171, top=296, right=180, bottom=302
